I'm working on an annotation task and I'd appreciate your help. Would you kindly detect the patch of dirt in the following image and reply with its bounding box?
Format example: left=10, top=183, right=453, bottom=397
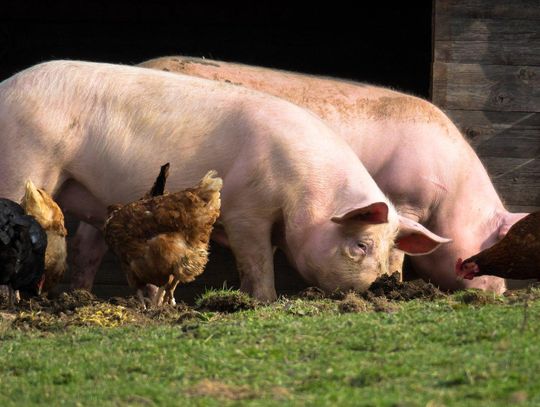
left=364, top=272, right=445, bottom=301
left=451, top=289, right=505, bottom=306
left=270, top=386, right=291, bottom=400
left=297, top=287, right=327, bottom=300
left=338, top=293, right=371, bottom=313
left=143, top=302, right=200, bottom=323
left=187, top=379, right=256, bottom=400
left=109, top=296, right=145, bottom=309
left=196, top=290, right=256, bottom=313
left=370, top=296, right=399, bottom=313
left=12, top=310, right=61, bottom=331
left=4, top=290, right=201, bottom=330
left=509, top=391, right=528, bottom=404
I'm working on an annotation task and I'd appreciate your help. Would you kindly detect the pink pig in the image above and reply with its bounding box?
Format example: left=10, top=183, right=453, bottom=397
left=0, top=60, right=447, bottom=301
left=138, top=56, right=529, bottom=293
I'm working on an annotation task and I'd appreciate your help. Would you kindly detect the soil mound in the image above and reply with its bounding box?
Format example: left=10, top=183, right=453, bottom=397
left=364, top=272, right=444, bottom=301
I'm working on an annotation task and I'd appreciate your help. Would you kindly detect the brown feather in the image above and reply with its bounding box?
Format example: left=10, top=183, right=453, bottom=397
left=462, top=211, right=540, bottom=280
left=20, top=180, right=68, bottom=292
left=103, top=169, right=222, bottom=304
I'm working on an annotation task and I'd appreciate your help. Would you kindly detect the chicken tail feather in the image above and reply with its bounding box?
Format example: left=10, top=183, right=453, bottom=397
left=149, top=163, right=171, bottom=197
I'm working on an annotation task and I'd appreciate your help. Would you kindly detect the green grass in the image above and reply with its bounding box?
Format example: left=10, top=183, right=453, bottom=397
left=1, top=294, right=539, bottom=406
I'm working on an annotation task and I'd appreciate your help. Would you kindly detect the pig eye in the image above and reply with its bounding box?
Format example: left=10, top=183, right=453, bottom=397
left=356, top=242, right=369, bottom=254
left=343, top=239, right=372, bottom=261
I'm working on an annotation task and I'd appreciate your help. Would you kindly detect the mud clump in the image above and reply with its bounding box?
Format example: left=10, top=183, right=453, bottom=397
left=338, top=293, right=371, bottom=313
left=109, top=296, right=145, bottom=309
left=11, top=289, right=98, bottom=314
left=143, top=302, right=200, bottom=323
left=196, top=290, right=256, bottom=313
left=370, top=297, right=399, bottom=313
left=298, top=287, right=327, bottom=301
left=52, top=290, right=98, bottom=312
left=364, top=272, right=444, bottom=301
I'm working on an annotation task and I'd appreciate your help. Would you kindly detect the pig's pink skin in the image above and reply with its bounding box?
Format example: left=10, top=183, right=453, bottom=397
left=138, top=56, right=531, bottom=293
left=0, top=60, right=442, bottom=300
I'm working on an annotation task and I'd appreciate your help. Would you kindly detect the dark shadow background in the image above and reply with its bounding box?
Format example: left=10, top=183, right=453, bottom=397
left=1, top=1, right=433, bottom=97
left=0, top=1, right=433, bottom=298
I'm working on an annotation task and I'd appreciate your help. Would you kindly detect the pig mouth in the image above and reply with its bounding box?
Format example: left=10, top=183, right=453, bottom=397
left=455, top=258, right=479, bottom=280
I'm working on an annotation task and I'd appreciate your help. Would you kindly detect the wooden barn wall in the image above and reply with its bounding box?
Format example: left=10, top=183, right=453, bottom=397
left=432, top=0, right=540, bottom=213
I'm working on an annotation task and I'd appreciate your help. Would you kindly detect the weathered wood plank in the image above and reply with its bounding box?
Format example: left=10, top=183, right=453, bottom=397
left=436, top=16, right=540, bottom=42
left=432, top=62, right=540, bottom=112
left=435, top=40, right=540, bottom=66
left=443, top=110, right=540, bottom=158
left=507, top=205, right=540, bottom=213
left=436, top=0, right=540, bottom=20
left=482, top=157, right=540, bottom=207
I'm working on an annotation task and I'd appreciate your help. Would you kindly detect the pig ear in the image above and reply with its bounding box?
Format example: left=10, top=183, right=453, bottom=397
left=396, top=215, right=452, bottom=255
left=331, top=202, right=389, bottom=225
left=498, top=212, right=528, bottom=240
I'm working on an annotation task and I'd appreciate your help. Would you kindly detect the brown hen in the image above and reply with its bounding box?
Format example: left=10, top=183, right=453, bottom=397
left=20, top=180, right=68, bottom=293
left=456, top=211, right=540, bottom=281
left=104, top=166, right=222, bottom=307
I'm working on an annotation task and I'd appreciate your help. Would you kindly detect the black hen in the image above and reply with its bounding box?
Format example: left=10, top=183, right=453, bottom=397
left=0, top=198, right=47, bottom=303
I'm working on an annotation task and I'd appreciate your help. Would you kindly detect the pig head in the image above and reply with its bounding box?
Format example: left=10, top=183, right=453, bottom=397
left=290, top=201, right=451, bottom=293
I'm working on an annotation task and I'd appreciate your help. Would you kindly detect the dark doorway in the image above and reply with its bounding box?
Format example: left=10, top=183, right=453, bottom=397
left=1, top=1, right=433, bottom=97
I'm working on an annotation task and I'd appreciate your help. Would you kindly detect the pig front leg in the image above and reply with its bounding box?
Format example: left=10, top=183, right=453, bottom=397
left=223, top=216, right=277, bottom=302
left=388, top=249, right=404, bottom=281
left=69, top=222, right=108, bottom=290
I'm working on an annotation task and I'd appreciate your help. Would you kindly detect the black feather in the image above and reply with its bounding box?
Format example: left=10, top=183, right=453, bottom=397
left=0, top=198, right=47, bottom=296
left=149, top=163, right=170, bottom=197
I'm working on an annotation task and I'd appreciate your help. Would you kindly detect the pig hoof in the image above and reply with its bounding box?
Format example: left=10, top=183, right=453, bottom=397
left=243, top=287, right=277, bottom=303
